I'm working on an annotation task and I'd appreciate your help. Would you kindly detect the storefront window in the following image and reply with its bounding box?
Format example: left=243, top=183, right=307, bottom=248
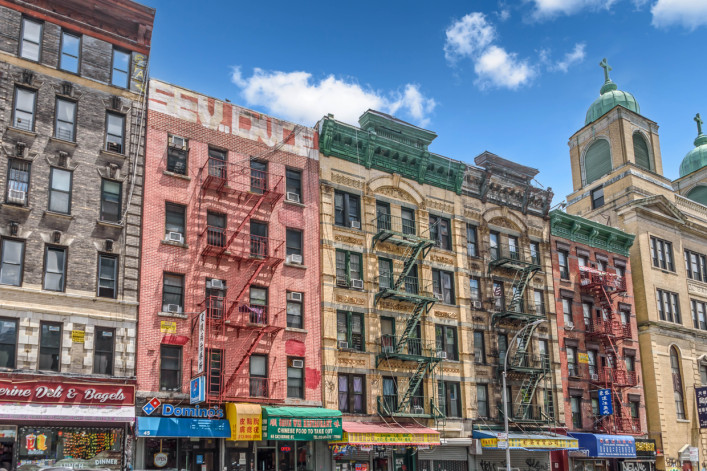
left=17, top=426, right=123, bottom=471
left=144, top=438, right=219, bottom=471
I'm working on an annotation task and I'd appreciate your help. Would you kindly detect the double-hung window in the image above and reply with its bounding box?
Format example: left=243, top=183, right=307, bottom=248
left=165, top=203, right=186, bottom=241
left=436, top=325, right=458, bottom=360
left=470, top=277, right=481, bottom=302
left=93, top=328, right=114, bottom=375
left=286, top=229, right=303, bottom=260
left=650, top=236, right=674, bottom=271
left=690, top=300, right=707, bottom=331
left=473, top=330, right=485, bottom=364
left=0, top=239, right=24, bottom=286
left=167, top=136, right=188, bottom=175
left=657, top=288, right=681, bottom=324
left=48, top=167, right=72, bottom=214
left=13, top=87, right=36, bottom=131
left=337, top=310, right=364, bottom=351
left=466, top=225, right=478, bottom=256
left=530, top=241, right=541, bottom=265
left=19, top=18, right=42, bottom=61
left=533, top=289, right=545, bottom=314
left=439, top=381, right=461, bottom=418
left=105, top=112, right=125, bottom=154
left=558, top=250, right=570, bottom=279
left=7, top=159, right=30, bottom=206
left=563, top=298, right=573, bottom=326
left=401, top=207, right=416, bottom=235
left=591, top=187, right=604, bottom=209
left=588, top=350, right=598, bottom=377
left=160, top=345, right=181, bottom=391
left=338, top=374, right=365, bottom=413
left=250, top=355, right=268, bottom=397
left=489, top=231, right=499, bottom=260
left=685, top=249, right=707, bottom=281
left=111, top=48, right=130, bottom=88
left=493, top=281, right=505, bottom=310
left=287, top=357, right=304, bottom=398
left=286, top=292, right=303, bottom=328
left=476, top=384, right=489, bottom=418
left=162, top=273, right=184, bottom=313
left=582, top=302, right=593, bottom=327
left=334, top=190, right=360, bottom=228
left=429, top=215, right=451, bottom=250
left=43, top=246, right=66, bottom=292
left=335, top=250, right=362, bottom=288
left=55, top=98, right=77, bottom=141
left=206, top=211, right=226, bottom=248
left=378, top=258, right=393, bottom=290
left=59, top=31, right=80, bottom=73
left=567, top=346, right=578, bottom=377
left=570, top=396, right=582, bottom=428
left=100, top=179, right=122, bottom=222
left=39, top=322, right=61, bottom=372
left=0, top=318, right=18, bottom=369
left=432, top=269, right=454, bottom=304
left=97, top=254, right=118, bottom=298
left=286, top=169, right=302, bottom=202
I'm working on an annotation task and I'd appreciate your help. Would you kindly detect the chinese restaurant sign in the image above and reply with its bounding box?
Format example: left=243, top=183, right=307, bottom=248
left=0, top=379, right=134, bottom=406
left=696, top=386, right=707, bottom=428
left=264, top=417, right=342, bottom=441
left=226, top=403, right=262, bottom=441
left=334, top=432, right=440, bottom=446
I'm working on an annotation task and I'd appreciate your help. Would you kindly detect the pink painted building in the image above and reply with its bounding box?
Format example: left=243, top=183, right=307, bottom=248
left=135, top=79, right=323, bottom=471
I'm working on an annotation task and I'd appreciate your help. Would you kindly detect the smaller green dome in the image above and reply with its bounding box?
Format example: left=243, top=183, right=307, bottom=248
left=585, top=58, right=641, bottom=125
left=679, top=113, right=707, bottom=177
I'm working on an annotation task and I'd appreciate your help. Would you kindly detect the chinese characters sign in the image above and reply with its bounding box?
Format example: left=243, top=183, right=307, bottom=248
left=226, top=403, right=262, bottom=441
left=696, top=386, right=707, bottom=428
left=598, top=388, right=613, bottom=415
left=479, top=437, right=578, bottom=449
left=332, top=432, right=438, bottom=446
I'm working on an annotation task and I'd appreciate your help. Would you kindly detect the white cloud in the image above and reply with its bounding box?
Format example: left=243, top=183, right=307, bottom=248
left=651, top=0, right=707, bottom=30
left=548, top=43, right=586, bottom=72
left=474, top=46, right=537, bottom=90
left=230, top=67, right=436, bottom=127
left=528, top=0, right=616, bottom=18
left=444, top=12, right=496, bottom=62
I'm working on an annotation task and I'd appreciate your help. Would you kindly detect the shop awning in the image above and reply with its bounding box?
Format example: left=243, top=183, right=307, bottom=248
left=329, top=422, right=441, bottom=446
left=473, top=431, right=579, bottom=450
left=262, top=406, right=343, bottom=441
left=136, top=416, right=231, bottom=438
left=568, top=433, right=636, bottom=458
left=226, top=403, right=262, bottom=441
left=0, top=404, right=135, bottom=422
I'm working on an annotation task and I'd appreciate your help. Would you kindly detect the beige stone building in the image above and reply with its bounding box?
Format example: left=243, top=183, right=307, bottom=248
left=565, top=59, right=707, bottom=470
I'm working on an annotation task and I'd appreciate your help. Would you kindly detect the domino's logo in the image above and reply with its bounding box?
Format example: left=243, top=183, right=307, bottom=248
left=142, top=397, right=161, bottom=415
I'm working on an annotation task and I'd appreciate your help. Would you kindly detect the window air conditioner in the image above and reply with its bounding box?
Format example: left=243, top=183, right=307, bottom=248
left=7, top=189, right=26, bottom=204
left=434, top=293, right=444, bottom=301
left=165, top=304, right=182, bottom=313
left=208, top=279, right=225, bottom=290
left=350, top=220, right=361, bottom=229
left=167, top=232, right=184, bottom=244
left=350, top=279, right=364, bottom=289
left=169, top=135, right=187, bottom=150
left=107, top=142, right=122, bottom=154
left=336, top=278, right=349, bottom=287
left=286, top=192, right=300, bottom=203
left=472, top=300, right=483, bottom=309
left=413, top=406, right=425, bottom=414
left=287, top=254, right=303, bottom=264
left=338, top=341, right=349, bottom=349
left=287, top=292, right=303, bottom=302
left=437, top=351, right=448, bottom=359
left=291, top=359, right=304, bottom=368
left=566, top=321, right=575, bottom=330
left=591, top=374, right=599, bottom=381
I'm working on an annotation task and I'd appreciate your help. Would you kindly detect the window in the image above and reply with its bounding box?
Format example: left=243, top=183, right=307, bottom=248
left=401, top=207, right=416, bottom=235
left=0, top=239, right=24, bottom=286
left=0, top=318, right=18, bottom=369
left=691, top=300, right=707, bottom=330
left=700, top=364, right=707, bottom=385
left=250, top=355, right=268, bottom=397
left=533, top=289, right=545, bottom=314
left=335, top=250, right=362, bottom=288
left=439, top=381, right=461, bottom=418
left=19, top=18, right=42, bottom=61
left=105, top=112, right=125, bottom=153
left=685, top=250, right=707, bottom=282
left=596, top=258, right=605, bottom=272
left=489, top=231, right=499, bottom=260
left=43, top=246, right=66, bottom=292
left=160, top=345, right=181, bottom=391
left=286, top=168, right=302, bottom=200
left=629, top=400, right=640, bottom=418
left=473, top=330, right=485, bottom=364
left=100, top=179, right=122, bottom=222
left=625, top=354, right=635, bottom=373
left=6, top=159, right=30, bottom=206
left=12, top=87, right=36, bottom=131
left=334, top=190, right=360, bottom=228
left=39, top=322, right=61, bottom=372
left=615, top=263, right=625, bottom=278
left=54, top=98, right=77, bottom=141
left=111, top=48, right=130, bottom=88
left=577, top=254, right=588, bottom=267
left=286, top=292, right=303, bottom=328
left=337, top=311, right=364, bottom=351
left=249, top=286, right=268, bottom=323
left=582, top=302, right=592, bottom=327
left=591, top=397, right=599, bottom=416
left=338, top=374, right=365, bottom=413
left=657, top=289, right=681, bottom=324
left=167, top=137, right=188, bottom=175
left=493, top=281, right=505, bottom=311
left=591, top=187, right=605, bottom=209
left=250, top=160, right=267, bottom=193
left=476, top=384, right=489, bottom=418
left=670, top=347, right=685, bottom=419
left=378, top=257, right=393, bottom=290
left=470, top=277, right=481, bottom=301
left=429, top=215, right=451, bottom=250
left=539, top=340, right=549, bottom=369
left=633, top=132, right=652, bottom=170
left=59, top=31, right=80, bottom=73
left=432, top=269, right=455, bottom=304
left=165, top=203, right=186, bottom=239
left=382, top=377, right=397, bottom=412
left=558, top=250, right=569, bottom=279
left=204, top=211, right=225, bottom=248
left=162, top=273, right=184, bottom=312
left=93, top=328, right=114, bottom=375
left=650, top=236, right=674, bottom=271
left=563, top=298, right=573, bottom=326
left=570, top=396, right=582, bottom=428
left=205, top=278, right=225, bottom=319
left=287, top=357, right=304, bottom=398
left=48, top=167, right=72, bottom=214
left=588, top=350, right=598, bottom=377
left=584, top=139, right=612, bottom=184
left=466, top=225, right=478, bottom=257
left=375, top=202, right=391, bottom=231
left=97, top=255, right=117, bottom=298
left=286, top=229, right=302, bottom=258
left=250, top=220, right=268, bottom=256
left=530, top=241, right=541, bottom=265
left=508, top=236, right=519, bottom=259
left=567, top=346, right=578, bottom=377
left=436, top=325, right=458, bottom=361
left=208, top=349, right=223, bottom=395
left=498, top=334, right=508, bottom=366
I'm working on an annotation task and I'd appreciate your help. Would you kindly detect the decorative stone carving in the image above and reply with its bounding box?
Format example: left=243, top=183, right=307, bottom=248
left=378, top=300, right=411, bottom=312
left=430, top=254, right=455, bottom=265
left=488, top=217, right=520, bottom=232
left=376, top=186, right=416, bottom=205
left=332, top=171, right=364, bottom=189
left=338, top=357, right=367, bottom=367
left=426, top=199, right=454, bottom=213
left=687, top=280, right=707, bottom=299
left=433, top=310, right=458, bottom=319
left=334, top=234, right=365, bottom=246
left=335, top=294, right=366, bottom=306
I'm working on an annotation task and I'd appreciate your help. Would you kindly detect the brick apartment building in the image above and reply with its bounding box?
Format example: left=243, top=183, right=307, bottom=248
left=549, top=210, right=649, bottom=471
left=135, top=79, right=329, bottom=471
left=0, top=0, right=153, bottom=469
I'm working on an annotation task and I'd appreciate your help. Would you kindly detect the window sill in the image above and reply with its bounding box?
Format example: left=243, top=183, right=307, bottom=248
left=97, top=219, right=123, bottom=228
left=338, top=348, right=366, bottom=354
left=284, top=262, right=307, bottom=270
left=158, top=311, right=188, bottom=319
left=48, top=137, right=77, bottom=148
left=44, top=210, right=74, bottom=220
left=286, top=327, right=308, bottom=334
left=161, top=240, right=188, bottom=249
left=284, top=199, right=305, bottom=208
left=336, top=285, right=365, bottom=292
left=651, top=266, right=677, bottom=275
left=676, top=418, right=690, bottom=423
left=99, top=149, right=127, bottom=160
left=6, top=127, right=37, bottom=138
left=163, top=170, right=191, bottom=181
left=1, top=203, right=31, bottom=213
left=334, top=224, right=363, bottom=234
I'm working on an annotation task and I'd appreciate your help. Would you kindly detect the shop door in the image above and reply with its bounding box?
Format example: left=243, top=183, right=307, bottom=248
left=257, top=447, right=276, bottom=471
left=682, top=462, right=692, bottom=471
left=394, top=452, right=415, bottom=471
left=193, top=450, right=217, bottom=471
left=227, top=449, right=253, bottom=471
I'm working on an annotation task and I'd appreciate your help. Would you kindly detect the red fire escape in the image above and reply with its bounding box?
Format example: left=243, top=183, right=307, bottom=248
left=192, top=155, right=285, bottom=404
left=580, top=266, right=640, bottom=435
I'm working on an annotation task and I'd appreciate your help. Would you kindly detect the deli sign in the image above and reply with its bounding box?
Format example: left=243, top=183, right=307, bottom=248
left=0, top=379, right=134, bottom=406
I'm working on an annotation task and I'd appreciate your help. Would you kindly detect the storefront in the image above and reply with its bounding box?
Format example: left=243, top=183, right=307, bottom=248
left=620, top=440, right=657, bottom=471
left=0, top=376, right=135, bottom=471
left=419, top=438, right=473, bottom=471
left=568, top=433, right=636, bottom=471
left=330, top=421, right=441, bottom=471
left=472, top=431, right=579, bottom=471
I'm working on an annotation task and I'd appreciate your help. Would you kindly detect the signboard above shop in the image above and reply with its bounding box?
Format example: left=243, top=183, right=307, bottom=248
left=0, top=378, right=134, bottom=406
left=262, top=407, right=342, bottom=441
left=696, top=386, right=707, bottom=429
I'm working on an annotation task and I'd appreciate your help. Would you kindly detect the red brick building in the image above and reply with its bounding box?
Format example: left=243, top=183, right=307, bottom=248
left=549, top=210, right=649, bottom=471
left=135, top=79, right=322, bottom=470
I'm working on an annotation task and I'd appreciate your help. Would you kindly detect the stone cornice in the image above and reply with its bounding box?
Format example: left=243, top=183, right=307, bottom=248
left=550, top=210, right=634, bottom=256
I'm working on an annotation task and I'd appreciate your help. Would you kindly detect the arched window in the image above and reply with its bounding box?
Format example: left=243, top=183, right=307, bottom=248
left=584, top=140, right=612, bottom=184
left=686, top=185, right=707, bottom=206
left=633, top=133, right=652, bottom=171
left=670, top=346, right=686, bottom=419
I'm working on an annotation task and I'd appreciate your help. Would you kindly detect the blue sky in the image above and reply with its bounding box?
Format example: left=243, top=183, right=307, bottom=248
left=140, top=0, right=707, bottom=203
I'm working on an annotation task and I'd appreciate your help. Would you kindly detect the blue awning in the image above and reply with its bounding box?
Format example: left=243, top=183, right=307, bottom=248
left=568, top=433, right=636, bottom=458
left=472, top=431, right=578, bottom=450
left=137, top=416, right=231, bottom=438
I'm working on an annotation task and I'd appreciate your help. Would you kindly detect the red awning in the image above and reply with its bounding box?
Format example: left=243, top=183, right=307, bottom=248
left=330, top=421, right=440, bottom=446
left=161, top=334, right=189, bottom=345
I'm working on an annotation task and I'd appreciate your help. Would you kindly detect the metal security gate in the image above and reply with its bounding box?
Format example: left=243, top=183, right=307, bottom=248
left=419, top=446, right=469, bottom=471
left=474, top=450, right=550, bottom=471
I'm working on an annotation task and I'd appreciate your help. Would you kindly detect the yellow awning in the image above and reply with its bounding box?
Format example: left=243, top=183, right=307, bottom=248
left=226, top=403, right=262, bottom=441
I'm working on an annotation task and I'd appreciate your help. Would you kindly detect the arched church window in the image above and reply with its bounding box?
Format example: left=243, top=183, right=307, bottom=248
left=584, top=139, right=612, bottom=184
left=633, top=133, right=652, bottom=171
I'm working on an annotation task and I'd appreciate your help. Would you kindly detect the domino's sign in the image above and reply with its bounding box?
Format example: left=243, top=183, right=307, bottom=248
left=142, top=397, right=224, bottom=419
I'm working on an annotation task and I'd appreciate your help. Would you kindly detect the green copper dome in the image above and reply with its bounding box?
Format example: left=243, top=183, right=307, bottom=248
left=679, top=113, right=707, bottom=177
left=585, top=58, right=641, bottom=125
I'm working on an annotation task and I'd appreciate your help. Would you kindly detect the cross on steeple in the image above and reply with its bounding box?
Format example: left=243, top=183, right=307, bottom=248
left=695, top=113, right=704, bottom=136
left=599, top=58, right=612, bottom=82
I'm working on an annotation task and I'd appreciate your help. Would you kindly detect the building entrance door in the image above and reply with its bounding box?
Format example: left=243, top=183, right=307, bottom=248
left=193, top=449, right=217, bottom=471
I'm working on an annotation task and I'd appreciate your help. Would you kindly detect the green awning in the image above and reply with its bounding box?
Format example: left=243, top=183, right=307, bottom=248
left=262, top=407, right=342, bottom=441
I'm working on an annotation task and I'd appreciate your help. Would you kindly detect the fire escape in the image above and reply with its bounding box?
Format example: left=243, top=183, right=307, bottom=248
left=193, top=155, right=285, bottom=404
left=490, top=243, right=554, bottom=426
left=581, top=266, right=640, bottom=435
left=372, top=214, right=443, bottom=420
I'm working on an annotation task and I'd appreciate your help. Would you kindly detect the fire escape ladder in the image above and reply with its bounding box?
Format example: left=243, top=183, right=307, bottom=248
left=508, top=266, right=537, bottom=312
left=397, top=361, right=432, bottom=412
left=225, top=261, right=266, bottom=320
left=394, top=242, right=431, bottom=290
left=395, top=301, right=432, bottom=354
left=226, top=200, right=266, bottom=249
left=514, top=372, right=543, bottom=419
left=509, top=322, right=538, bottom=368
left=222, top=330, right=267, bottom=392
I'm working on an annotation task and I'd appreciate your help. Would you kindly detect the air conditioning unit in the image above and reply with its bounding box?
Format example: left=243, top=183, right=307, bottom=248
left=287, top=254, right=303, bottom=264
left=169, top=135, right=187, bottom=150
left=106, top=142, right=122, bottom=154
left=412, top=406, right=425, bottom=414
left=434, top=293, right=444, bottom=301
left=291, top=359, right=304, bottom=368
left=350, top=220, right=361, bottom=229
left=207, top=279, right=225, bottom=290
left=437, top=351, right=448, bottom=359
left=7, top=189, right=26, bottom=204
left=591, top=373, right=599, bottom=381
left=472, top=300, right=483, bottom=309
left=566, top=322, right=575, bottom=330
left=164, top=304, right=182, bottom=313
left=287, top=292, right=303, bottom=302
left=167, top=232, right=184, bottom=244
left=338, top=341, right=349, bottom=349
left=286, top=192, right=300, bottom=203
left=336, top=278, right=349, bottom=287
left=350, top=279, right=364, bottom=289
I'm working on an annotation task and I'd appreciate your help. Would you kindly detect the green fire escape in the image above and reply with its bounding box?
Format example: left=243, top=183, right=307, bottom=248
left=373, top=213, right=443, bottom=419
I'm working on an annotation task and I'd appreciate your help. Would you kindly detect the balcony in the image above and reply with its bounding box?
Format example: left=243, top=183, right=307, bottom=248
left=492, top=301, right=546, bottom=324
left=227, top=232, right=285, bottom=265
left=376, top=335, right=442, bottom=364
left=488, top=243, right=541, bottom=270
left=579, top=267, right=627, bottom=292
left=200, top=159, right=283, bottom=204
left=215, top=375, right=280, bottom=402
left=505, top=353, right=551, bottom=373
left=377, top=397, right=443, bottom=419
left=589, top=367, right=638, bottom=387
left=593, top=416, right=641, bottom=435
left=375, top=276, right=437, bottom=303
left=201, top=225, right=228, bottom=257
left=227, top=301, right=284, bottom=328
left=586, top=319, right=631, bottom=339
left=371, top=214, right=434, bottom=247
left=497, top=402, right=554, bottom=425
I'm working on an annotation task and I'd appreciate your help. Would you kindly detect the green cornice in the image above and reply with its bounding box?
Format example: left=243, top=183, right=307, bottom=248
left=318, top=115, right=464, bottom=194
left=550, top=210, right=635, bottom=257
